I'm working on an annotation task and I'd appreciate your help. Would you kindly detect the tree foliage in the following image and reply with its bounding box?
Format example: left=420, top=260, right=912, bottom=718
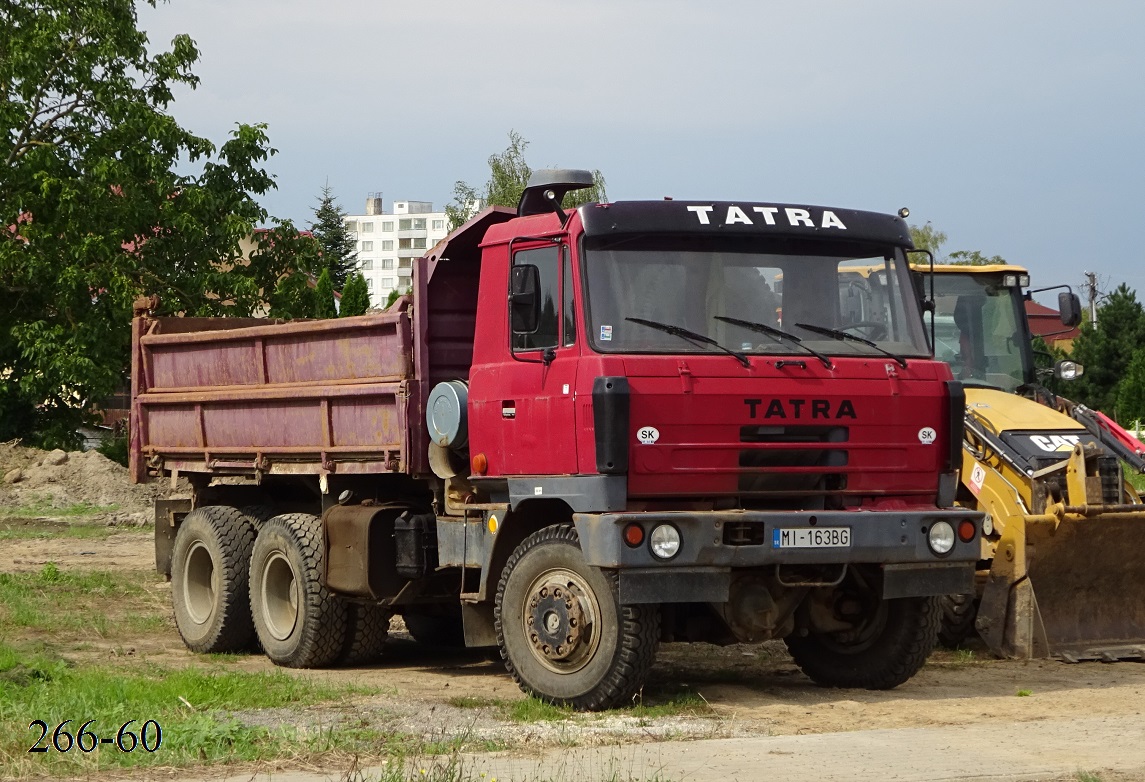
left=446, top=131, right=608, bottom=230
left=1067, top=284, right=1145, bottom=418
left=1, top=0, right=309, bottom=445
left=909, top=224, right=947, bottom=260
left=313, top=268, right=336, bottom=319
left=338, top=273, right=370, bottom=317
left=307, top=183, right=357, bottom=287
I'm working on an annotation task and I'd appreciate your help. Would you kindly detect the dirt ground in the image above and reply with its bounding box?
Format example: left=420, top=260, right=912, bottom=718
left=4, top=443, right=1145, bottom=780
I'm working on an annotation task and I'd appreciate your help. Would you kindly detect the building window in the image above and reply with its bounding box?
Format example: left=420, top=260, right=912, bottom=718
left=361, top=240, right=373, bottom=252
left=399, top=218, right=412, bottom=231
left=361, top=222, right=374, bottom=233
left=383, top=277, right=396, bottom=288
left=381, top=240, right=394, bottom=251
left=399, top=238, right=412, bottom=250
left=381, top=221, right=394, bottom=232
left=432, top=219, right=445, bottom=231
left=412, top=237, right=426, bottom=249
left=382, top=258, right=395, bottom=270
left=366, top=278, right=374, bottom=289
left=345, top=220, right=357, bottom=233
left=398, top=258, right=412, bottom=268
left=412, top=218, right=426, bottom=230
left=359, top=259, right=373, bottom=271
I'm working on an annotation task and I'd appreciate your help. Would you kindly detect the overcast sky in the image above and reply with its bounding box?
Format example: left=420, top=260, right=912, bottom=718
left=138, top=0, right=1145, bottom=304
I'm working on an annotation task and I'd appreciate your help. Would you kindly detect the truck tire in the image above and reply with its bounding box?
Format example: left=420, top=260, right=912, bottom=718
left=170, top=506, right=258, bottom=654
left=240, top=505, right=277, bottom=528
left=937, top=593, right=979, bottom=648
left=403, top=606, right=465, bottom=647
left=494, top=523, right=660, bottom=710
left=341, top=603, right=391, bottom=665
left=786, top=594, right=940, bottom=690
left=249, top=513, right=348, bottom=668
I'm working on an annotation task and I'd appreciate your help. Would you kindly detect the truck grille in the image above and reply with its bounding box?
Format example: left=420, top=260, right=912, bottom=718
left=738, top=425, right=848, bottom=494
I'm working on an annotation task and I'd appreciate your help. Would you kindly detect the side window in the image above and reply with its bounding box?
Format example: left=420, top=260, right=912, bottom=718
left=562, top=247, right=576, bottom=347
left=512, top=245, right=560, bottom=351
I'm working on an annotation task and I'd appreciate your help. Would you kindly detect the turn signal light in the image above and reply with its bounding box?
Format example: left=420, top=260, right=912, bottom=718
left=958, top=519, right=976, bottom=543
left=623, top=523, right=644, bottom=547
left=471, top=452, right=488, bottom=475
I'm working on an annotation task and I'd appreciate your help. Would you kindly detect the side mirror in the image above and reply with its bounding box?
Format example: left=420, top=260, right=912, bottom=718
left=1058, top=291, right=1082, bottom=327
left=1054, top=359, right=1084, bottom=381
left=509, top=264, right=540, bottom=334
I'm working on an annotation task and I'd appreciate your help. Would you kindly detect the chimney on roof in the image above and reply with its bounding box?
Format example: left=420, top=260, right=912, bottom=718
left=366, top=192, right=384, bottom=215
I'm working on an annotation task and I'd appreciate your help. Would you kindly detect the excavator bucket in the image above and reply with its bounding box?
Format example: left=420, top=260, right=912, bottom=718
left=1023, top=516, right=1145, bottom=661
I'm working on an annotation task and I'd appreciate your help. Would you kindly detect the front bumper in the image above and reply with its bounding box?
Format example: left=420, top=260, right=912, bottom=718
left=572, top=507, right=983, bottom=603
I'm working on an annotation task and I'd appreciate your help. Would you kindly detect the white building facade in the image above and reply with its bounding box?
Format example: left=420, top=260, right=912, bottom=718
left=343, top=195, right=450, bottom=307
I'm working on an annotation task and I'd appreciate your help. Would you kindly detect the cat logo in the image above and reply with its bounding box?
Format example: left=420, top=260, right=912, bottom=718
left=1029, top=434, right=1082, bottom=452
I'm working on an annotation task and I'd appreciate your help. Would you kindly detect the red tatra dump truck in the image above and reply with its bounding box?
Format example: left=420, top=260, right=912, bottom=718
left=131, top=171, right=982, bottom=709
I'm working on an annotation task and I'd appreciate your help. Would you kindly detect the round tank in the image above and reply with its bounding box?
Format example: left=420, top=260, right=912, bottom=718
left=426, top=380, right=469, bottom=449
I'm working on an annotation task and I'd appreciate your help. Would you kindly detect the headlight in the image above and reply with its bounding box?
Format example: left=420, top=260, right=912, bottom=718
left=928, top=520, right=955, bottom=555
left=1003, top=274, right=1018, bottom=287
left=649, top=524, right=681, bottom=560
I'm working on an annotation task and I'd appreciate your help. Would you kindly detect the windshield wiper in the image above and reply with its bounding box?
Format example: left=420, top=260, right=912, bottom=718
left=794, top=323, right=908, bottom=369
left=714, top=315, right=833, bottom=369
left=625, top=317, right=750, bottom=368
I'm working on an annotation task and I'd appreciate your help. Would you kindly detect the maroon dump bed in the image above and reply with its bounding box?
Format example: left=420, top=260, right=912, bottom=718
left=130, top=311, right=414, bottom=481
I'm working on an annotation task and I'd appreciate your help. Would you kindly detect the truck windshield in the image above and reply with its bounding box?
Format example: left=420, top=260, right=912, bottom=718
left=582, top=236, right=929, bottom=359
left=928, top=274, right=1031, bottom=392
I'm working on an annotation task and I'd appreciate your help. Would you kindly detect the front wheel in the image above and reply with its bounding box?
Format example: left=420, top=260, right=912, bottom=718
left=494, top=524, right=660, bottom=711
left=249, top=513, right=348, bottom=668
left=786, top=579, right=939, bottom=690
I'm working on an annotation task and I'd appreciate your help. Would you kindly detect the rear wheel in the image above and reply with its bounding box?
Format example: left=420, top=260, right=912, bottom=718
left=494, top=524, right=659, bottom=710
left=249, top=513, right=348, bottom=668
left=170, top=506, right=258, bottom=653
left=341, top=603, right=392, bottom=665
left=786, top=572, right=939, bottom=690
left=937, top=593, right=979, bottom=648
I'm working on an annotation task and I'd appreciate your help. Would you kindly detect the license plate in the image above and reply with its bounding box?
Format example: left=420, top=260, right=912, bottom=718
left=772, top=527, right=851, bottom=549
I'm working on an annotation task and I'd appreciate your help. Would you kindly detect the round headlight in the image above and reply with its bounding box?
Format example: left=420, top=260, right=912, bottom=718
left=649, top=524, right=681, bottom=560
left=928, top=520, right=955, bottom=555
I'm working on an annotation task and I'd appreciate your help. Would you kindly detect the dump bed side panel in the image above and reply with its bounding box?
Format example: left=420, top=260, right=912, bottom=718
left=131, top=312, right=415, bottom=481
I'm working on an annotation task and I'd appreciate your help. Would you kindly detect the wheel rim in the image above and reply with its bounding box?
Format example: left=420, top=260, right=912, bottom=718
left=261, top=551, right=299, bottom=641
left=182, top=541, right=217, bottom=626
left=521, top=567, right=601, bottom=674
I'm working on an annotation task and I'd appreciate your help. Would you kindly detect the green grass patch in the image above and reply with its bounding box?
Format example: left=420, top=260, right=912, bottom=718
left=1016, top=688, right=1032, bottom=697
left=1076, top=772, right=1104, bottom=782
left=1126, top=466, right=1145, bottom=495
left=0, top=641, right=385, bottom=777
left=448, top=690, right=713, bottom=723
left=0, top=497, right=120, bottom=521
left=0, top=564, right=165, bottom=640
left=0, top=520, right=144, bottom=542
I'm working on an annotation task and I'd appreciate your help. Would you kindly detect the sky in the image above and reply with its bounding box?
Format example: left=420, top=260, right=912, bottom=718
left=137, top=0, right=1145, bottom=305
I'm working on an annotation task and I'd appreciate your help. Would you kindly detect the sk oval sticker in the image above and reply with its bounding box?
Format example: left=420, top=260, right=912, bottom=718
left=637, top=427, right=659, bottom=445
left=918, top=427, right=937, bottom=445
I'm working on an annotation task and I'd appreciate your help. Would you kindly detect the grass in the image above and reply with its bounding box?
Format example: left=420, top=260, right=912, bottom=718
left=0, top=564, right=166, bottom=640
left=0, top=519, right=145, bottom=542
left=1076, top=772, right=1104, bottom=782
left=1016, top=689, right=1033, bottom=697
left=0, top=497, right=121, bottom=521
left=1126, top=466, right=1145, bottom=495
left=448, top=690, right=713, bottom=723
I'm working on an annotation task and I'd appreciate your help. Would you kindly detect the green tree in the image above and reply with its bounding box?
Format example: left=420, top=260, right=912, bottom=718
left=307, top=182, right=357, bottom=287
left=1116, top=347, right=1145, bottom=426
left=1, top=0, right=307, bottom=446
left=313, top=268, right=337, bottom=319
left=1068, top=284, right=1145, bottom=417
left=446, top=131, right=607, bottom=229
left=384, top=289, right=402, bottom=309
left=946, top=249, right=1007, bottom=266
left=909, top=224, right=948, bottom=260
left=339, top=273, right=370, bottom=317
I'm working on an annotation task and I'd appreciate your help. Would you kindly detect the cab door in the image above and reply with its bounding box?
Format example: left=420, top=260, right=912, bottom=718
left=495, top=242, right=580, bottom=476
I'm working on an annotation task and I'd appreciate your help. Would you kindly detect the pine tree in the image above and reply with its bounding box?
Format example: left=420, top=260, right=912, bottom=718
left=314, top=269, right=338, bottom=319
left=339, top=273, right=371, bottom=317
left=308, top=183, right=358, bottom=287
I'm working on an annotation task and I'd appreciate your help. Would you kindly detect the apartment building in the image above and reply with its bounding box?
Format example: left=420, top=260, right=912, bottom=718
left=344, top=195, right=450, bottom=306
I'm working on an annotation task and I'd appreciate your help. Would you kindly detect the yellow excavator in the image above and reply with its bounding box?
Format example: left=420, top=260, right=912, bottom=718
left=917, top=264, right=1145, bottom=661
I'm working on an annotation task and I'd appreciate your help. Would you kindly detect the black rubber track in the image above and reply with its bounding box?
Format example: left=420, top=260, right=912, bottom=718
left=341, top=603, right=392, bottom=665
left=494, top=523, right=660, bottom=711
left=785, top=595, right=940, bottom=690
left=249, top=513, right=348, bottom=668
left=937, top=593, right=979, bottom=648
left=170, top=505, right=258, bottom=653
